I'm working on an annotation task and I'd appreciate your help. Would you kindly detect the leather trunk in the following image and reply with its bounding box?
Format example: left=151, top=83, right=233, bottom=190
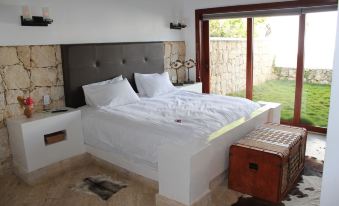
left=228, top=123, right=307, bottom=203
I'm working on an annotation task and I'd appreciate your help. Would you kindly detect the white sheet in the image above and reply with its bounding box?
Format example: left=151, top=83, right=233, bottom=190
left=81, top=90, right=260, bottom=167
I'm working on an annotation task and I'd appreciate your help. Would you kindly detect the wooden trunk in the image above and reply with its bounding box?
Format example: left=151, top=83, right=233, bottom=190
left=228, top=123, right=307, bottom=203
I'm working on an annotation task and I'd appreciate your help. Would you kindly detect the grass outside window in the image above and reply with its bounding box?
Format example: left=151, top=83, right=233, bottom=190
left=230, top=80, right=331, bottom=127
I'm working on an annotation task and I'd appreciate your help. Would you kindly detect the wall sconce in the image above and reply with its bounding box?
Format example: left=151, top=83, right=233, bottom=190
left=21, top=5, right=53, bottom=26
left=170, top=22, right=187, bottom=30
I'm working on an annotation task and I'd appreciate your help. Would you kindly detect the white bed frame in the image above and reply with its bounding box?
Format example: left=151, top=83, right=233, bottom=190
left=86, top=101, right=281, bottom=206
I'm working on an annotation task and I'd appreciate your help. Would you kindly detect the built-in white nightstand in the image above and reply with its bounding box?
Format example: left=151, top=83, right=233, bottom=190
left=176, top=82, right=202, bottom=93
left=7, top=108, right=85, bottom=175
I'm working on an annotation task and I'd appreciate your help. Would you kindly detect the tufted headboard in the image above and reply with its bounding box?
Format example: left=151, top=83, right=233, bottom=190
left=61, top=42, right=164, bottom=108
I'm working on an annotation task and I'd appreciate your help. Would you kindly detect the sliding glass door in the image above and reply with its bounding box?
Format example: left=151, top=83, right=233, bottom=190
left=205, top=8, right=337, bottom=133
left=252, top=15, right=300, bottom=122
left=301, top=11, right=337, bottom=128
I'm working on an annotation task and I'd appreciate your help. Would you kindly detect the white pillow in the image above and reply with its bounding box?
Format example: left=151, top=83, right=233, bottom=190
left=82, top=75, right=123, bottom=106
left=134, top=73, right=153, bottom=96
left=136, top=72, right=176, bottom=97
left=83, top=79, right=139, bottom=107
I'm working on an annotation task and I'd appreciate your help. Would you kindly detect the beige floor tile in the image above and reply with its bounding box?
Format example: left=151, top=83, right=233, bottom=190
left=0, top=134, right=325, bottom=206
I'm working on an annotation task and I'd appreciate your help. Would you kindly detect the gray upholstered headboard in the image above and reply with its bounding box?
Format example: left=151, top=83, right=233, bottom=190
left=61, top=42, right=164, bottom=108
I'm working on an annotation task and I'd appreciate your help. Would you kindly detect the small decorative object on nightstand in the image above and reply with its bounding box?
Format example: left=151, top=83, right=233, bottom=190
left=17, top=96, right=34, bottom=118
left=171, top=59, right=196, bottom=85
left=43, top=95, right=51, bottom=111
left=170, top=60, right=184, bottom=86
left=183, top=59, right=196, bottom=84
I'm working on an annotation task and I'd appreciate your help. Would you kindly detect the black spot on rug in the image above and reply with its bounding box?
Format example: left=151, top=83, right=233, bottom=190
left=231, top=156, right=323, bottom=206
left=72, top=175, right=127, bottom=201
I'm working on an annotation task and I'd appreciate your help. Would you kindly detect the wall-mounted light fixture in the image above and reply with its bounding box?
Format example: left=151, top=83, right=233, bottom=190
left=21, top=5, right=53, bottom=26
left=170, top=22, right=187, bottom=30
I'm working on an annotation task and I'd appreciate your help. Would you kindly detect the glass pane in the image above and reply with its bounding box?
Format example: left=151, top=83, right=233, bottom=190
left=301, top=11, right=337, bottom=128
left=209, top=18, right=247, bottom=97
left=253, top=16, right=300, bottom=122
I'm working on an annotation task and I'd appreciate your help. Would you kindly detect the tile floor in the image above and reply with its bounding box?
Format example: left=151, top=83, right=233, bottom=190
left=0, top=132, right=327, bottom=206
left=306, top=132, right=326, bottom=161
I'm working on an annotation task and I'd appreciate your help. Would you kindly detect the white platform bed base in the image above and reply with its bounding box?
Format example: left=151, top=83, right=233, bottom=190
left=85, top=101, right=281, bottom=206
left=86, top=145, right=158, bottom=181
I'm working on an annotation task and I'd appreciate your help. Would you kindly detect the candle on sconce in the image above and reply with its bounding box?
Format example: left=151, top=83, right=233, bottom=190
left=22, top=5, right=32, bottom=21
left=42, top=7, right=50, bottom=20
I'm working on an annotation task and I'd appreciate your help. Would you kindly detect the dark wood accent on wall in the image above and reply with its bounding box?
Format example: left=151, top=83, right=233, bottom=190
left=246, top=18, right=253, bottom=100
left=294, top=14, right=306, bottom=125
left=195, top=10, right=202, bottom=83
left=195, top=0, right=337, bottom=133
left=196, top=8, right=210, bottom=92
left=201, top=20, right=210, bottom=93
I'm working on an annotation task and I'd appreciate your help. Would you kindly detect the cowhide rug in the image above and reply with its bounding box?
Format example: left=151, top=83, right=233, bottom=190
left=72, top=175, right=127, bottom=200
left=228, top=156, right=324, bottom=206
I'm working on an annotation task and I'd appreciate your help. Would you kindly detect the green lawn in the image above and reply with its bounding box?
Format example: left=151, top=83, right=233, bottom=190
left=230, top=80, right=331, bottom=127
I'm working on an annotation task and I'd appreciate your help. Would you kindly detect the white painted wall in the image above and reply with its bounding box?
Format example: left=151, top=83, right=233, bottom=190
left=181, top=0, right=292, bottom=79
left=320, top=8, right=339, bottom=206
left=0, top=0, right=183, bottom=46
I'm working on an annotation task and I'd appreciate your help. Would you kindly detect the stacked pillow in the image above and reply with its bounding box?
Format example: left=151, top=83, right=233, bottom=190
left=82, top=76, right=139, bottom=107
left=82, top=72, right=177, bottom=107
left=135, top=72, right=176, bottom=97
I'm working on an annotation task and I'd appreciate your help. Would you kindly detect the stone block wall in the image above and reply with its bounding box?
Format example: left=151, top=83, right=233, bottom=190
left=164, top=41, right=186, bottom=83
left=274, top=67, right=333, bottom=85
left=210, top=38, right=275, bottom=95
left=253, top=39, right=275, bottom=85
left=0, top=45, right=64, bottom=174
left=209, top=38, right=333, bottom=97
left=210, top=39, right=246, bottom=95
left=0, top=41, right=185, bottom=175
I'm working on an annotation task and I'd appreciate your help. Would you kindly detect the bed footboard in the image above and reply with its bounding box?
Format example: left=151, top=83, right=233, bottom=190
left=157, top=102, right=281, bottom=206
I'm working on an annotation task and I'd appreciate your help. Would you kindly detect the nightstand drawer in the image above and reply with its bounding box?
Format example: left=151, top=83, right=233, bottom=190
left=44, top=130, right=66, bottom=145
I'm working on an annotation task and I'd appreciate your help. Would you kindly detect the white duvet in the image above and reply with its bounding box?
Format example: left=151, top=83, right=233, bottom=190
left=81, top=90, right=260, bottom=166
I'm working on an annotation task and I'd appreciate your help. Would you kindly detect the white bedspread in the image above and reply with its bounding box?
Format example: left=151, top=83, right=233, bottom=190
left=81, top=90, right=260, bottom=166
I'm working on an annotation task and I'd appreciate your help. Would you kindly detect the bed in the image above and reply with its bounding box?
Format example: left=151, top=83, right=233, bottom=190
left=62, top=42, right=281, bottom=206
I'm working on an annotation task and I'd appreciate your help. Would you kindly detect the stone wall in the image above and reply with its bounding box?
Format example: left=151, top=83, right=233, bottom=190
left=0, top=45, right=65, bottom=175
left=164, top=41, right=186, bottom=83
left=253, top=39, right=275, bottom=85
left=274, top=67, right=333, bottom=85
left=0, top=41, right=185, bottom=175
left=210, top=38, right=274, bottom=95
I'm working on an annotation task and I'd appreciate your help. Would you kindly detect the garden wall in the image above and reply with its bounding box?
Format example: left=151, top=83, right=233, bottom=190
left=210, top=38, right=333, bottom=96
left=274, top=67, right=332, bottom=85
left=210, top=38, right=275, bottom=95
